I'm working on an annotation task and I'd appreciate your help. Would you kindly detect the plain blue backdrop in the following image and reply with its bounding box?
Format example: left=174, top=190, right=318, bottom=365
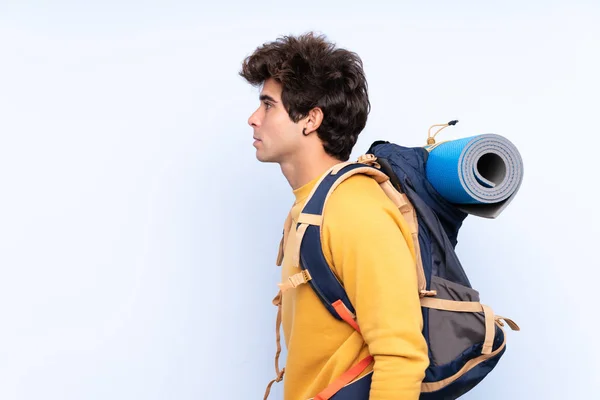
left=1, top=1, right=598, bottom=399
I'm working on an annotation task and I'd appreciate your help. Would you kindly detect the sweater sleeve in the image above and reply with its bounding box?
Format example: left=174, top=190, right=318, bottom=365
left=322, top=174, right=429, bottom=399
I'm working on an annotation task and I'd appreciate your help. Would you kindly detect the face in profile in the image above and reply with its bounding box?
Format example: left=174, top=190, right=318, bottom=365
left=247, top=78, right=304, bottom=164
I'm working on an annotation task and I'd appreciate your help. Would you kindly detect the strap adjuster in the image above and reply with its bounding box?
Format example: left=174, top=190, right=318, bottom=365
left=277, top=269, right=312, bottom=293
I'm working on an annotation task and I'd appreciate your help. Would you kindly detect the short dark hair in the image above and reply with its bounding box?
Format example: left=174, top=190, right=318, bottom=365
left=239, top=32, right=370, bottom=161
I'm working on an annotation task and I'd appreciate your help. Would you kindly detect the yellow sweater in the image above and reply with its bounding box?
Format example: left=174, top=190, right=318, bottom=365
left=279, top=172, right=429, bottom=400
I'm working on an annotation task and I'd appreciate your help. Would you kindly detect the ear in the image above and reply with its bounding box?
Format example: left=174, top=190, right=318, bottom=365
left=302, top=107, right=323, bottom=136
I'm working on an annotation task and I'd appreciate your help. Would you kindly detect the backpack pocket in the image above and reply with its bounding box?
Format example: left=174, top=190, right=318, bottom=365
left=427, top=276, right=486, bottom=366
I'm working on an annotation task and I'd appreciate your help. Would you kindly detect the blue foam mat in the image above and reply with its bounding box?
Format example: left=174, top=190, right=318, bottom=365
left=425, top=134, right=523, bottom=218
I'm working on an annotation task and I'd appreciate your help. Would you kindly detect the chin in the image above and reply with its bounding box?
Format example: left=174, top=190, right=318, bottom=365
left=255, top=151, right=269, bottom=162
left=256, top=152, right=278, bottom=163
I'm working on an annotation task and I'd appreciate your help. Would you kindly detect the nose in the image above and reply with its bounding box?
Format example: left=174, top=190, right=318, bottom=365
left=248, top=107, right=261, bottom=128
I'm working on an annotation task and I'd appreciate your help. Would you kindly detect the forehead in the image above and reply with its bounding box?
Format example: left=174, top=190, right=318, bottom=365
left=261, top=78, right=283, bottom=99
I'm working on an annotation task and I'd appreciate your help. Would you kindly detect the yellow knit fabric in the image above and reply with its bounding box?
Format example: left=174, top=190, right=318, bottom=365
left=279, top=172, right=429, bottom=400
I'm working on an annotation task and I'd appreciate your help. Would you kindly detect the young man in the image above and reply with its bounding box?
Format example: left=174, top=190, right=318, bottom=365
left=239, top=32, right=429, bottom=399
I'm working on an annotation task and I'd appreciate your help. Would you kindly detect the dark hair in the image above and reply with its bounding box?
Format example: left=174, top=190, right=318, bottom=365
left=239, top=32, right=370, bottom=161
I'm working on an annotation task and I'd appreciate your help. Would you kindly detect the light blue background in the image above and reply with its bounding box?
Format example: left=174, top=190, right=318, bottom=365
left=1, top=1, right=598, bottom=399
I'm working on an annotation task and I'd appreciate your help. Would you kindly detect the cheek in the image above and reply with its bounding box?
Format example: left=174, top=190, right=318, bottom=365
left=266, top=112, right=297, bottom=139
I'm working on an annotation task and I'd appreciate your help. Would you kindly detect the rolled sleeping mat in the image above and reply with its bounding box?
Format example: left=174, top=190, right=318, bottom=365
left=425, top=133, right=524, bottom=219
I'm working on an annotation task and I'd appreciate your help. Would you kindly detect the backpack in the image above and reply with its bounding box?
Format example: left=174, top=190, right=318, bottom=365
left=264, top=138, right=520, bottom=400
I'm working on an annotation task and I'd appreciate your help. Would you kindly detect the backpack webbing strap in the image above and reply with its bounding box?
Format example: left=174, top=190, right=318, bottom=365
left=278, top=269, right=312, bottom=293
left=276, top=211, right=293, bottom=266
left=291, top=223, right=310, bottom=268
left=419, top=297, right=519, bottom=355
left=331, top=300, right=360, bottom=332
left=314, top=356, right=374, bottom=400
left=378, top=178, right=428, bottom=294
left=297, top=212, right=323, bottom=226
left=420, top=297, right=495, bottom=354
left=313, top=300, right=374, bottom=400
left=283, top=214, right=322, bottom=272
left=495, top=315, right=520, bottom=331
left=264, top=291, right=285, bottom=400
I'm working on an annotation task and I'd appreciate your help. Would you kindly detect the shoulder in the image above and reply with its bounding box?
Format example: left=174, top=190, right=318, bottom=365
left=322, top=172, right=400, bottom=230
left=319, top=170, right=417, bottom=279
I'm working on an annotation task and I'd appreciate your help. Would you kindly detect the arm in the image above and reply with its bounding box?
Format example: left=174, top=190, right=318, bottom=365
left=323, top=175, right=429, bottom=399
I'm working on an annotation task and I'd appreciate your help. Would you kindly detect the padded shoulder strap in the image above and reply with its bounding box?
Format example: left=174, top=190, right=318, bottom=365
left=294, top=162, right=389, bottom=322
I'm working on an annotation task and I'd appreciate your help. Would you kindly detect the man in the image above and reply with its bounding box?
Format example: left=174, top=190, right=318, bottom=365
left=239, top=32, right=429, bottom=399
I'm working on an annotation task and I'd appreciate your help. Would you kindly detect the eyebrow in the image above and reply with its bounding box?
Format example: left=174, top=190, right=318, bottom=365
left=259, top=94, right=278, bottom=103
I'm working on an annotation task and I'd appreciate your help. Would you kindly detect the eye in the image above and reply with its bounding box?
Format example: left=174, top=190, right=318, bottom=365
left=264, top=102, right=272, bottom=110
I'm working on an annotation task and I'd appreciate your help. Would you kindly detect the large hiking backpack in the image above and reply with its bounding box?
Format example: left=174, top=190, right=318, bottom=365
left=266, top=140, right=520, bottom=400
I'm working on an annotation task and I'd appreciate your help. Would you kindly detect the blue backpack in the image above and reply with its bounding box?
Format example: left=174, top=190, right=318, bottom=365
left=267, top=139, right=520, bottom=400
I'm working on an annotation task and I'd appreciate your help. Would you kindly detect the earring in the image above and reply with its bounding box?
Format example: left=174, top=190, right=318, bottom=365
left=302, top=128, right=309, bottom=136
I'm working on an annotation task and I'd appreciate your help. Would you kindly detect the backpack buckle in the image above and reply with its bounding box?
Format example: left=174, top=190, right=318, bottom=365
left=278, top=269, right=312, bottom=293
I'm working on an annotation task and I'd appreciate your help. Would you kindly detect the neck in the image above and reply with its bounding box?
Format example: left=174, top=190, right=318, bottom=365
left=280, top=151, right=344, bottom=190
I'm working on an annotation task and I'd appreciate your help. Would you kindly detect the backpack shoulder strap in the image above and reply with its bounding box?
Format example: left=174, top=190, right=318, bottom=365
left=287, top=161, right=389, bottom=322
